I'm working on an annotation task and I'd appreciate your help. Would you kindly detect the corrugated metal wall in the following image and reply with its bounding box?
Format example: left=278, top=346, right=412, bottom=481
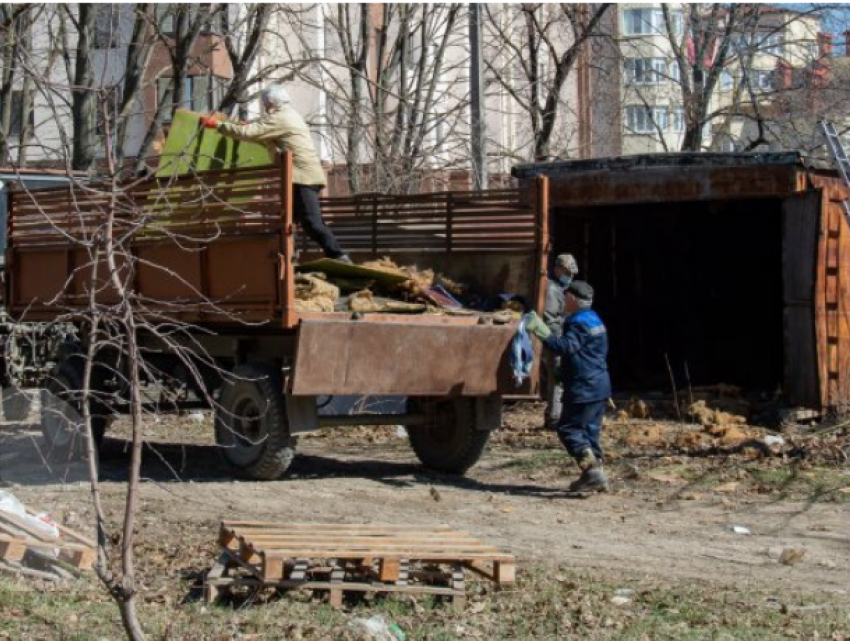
left=809, top=174, right=850, bottom=413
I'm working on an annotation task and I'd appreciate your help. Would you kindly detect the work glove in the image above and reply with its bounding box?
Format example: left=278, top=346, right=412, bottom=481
left=524, top=311, right=551, bottom=341
left=199, top=115, right=220, bottom=129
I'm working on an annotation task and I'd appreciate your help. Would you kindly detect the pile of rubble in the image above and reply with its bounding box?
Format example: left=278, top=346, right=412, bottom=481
left=611, top=386, right=765, bottom=450
left=293, top=256, right=521, bottom=323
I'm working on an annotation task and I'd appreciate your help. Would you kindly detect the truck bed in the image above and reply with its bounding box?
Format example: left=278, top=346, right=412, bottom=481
left=6, top=157, right=549, bottom=397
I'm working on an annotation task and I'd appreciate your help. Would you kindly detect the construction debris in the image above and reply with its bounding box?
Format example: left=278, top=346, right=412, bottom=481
left=295, top=255, right=528, bottom=323
left=347, top=290, right=426, bottom=314
left=0, top=491, right=95, bottom=581
left=624, top=398, right=652, bottom=419
left=294, top=273, right=339, bottom=313
left=688, top=400, right=753, bottom=445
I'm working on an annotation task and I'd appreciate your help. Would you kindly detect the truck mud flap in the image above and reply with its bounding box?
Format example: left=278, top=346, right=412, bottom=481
left=290, top=319, right=537, bottom=397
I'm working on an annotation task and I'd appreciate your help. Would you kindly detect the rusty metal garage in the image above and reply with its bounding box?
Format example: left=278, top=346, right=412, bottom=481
left=514, top=152, right=850, bottom=413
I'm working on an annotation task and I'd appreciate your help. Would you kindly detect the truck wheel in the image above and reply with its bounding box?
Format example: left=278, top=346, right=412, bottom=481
left=41, top=361, right=107, bottom=459
left=407, top=398, right=489, bottom=474
left=215, top=362, right=294, bottom=480
left=2, top=387, right=33, bottom=422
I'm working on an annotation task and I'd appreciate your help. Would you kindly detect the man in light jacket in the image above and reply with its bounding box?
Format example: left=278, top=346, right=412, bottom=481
left=202, top=85, right=350, bottom=262
left=543, top=253, right=579, bottom=427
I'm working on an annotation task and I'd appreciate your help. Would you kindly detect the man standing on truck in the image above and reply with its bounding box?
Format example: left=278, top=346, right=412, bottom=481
left=201, top=85, right=351, bottom=262
left=524, top=281, right=611, bottom=493
left=543, top=254, right=579, bottom=428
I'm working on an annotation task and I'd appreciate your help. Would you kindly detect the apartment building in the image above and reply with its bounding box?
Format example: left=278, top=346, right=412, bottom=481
left=617, top=3, right=822, bottom=154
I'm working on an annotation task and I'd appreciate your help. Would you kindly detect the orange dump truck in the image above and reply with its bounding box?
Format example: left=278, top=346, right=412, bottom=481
left=6, top=156, right=549, bottom=479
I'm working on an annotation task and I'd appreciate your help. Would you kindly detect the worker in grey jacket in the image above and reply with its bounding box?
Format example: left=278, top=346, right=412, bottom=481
left=542, top=254, right=579, bottom=428
left=202, top=85, right=350, bottom=262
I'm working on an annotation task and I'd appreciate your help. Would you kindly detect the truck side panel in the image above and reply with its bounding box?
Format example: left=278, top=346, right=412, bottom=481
left=291, top=318, right=537, bottom=397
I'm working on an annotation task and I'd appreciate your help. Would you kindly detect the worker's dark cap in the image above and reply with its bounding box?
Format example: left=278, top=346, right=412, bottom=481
left=566, top=280, right=594, bottom=301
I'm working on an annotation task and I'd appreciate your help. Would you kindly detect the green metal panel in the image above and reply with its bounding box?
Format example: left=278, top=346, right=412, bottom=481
left=156, top=108, right=273, bottom=178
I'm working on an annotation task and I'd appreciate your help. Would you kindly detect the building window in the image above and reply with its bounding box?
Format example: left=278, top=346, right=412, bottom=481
left=623, top=9, right=682, bottom=36
left=673, top=108, right=685, bottom=133
left=156, top=6, right=175, bottom=35
left=625, top=58, right=669, bottom=84
left=654, top=107, right=668, bottom=131
left=720, top=70, right=734, bottom=91
left=744, top=69, right=774, bottom=93
left=759, top=32, right=784, bottom=56
left=669, top=61, right=681, bottom=82
left=94, top=5, right=121, bottom=48
left=625, top=105, right=669, bottom=133
left=1, top=91, right=33, bottom=137
left=158, top=75, right=224, bottom=122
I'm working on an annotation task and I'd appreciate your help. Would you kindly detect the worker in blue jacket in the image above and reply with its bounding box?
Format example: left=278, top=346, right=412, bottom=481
left=524, top=280, right=611, bottom=492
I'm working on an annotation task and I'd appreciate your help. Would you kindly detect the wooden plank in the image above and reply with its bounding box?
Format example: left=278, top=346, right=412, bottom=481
left=230, top=534, right=484, bottom=544
left=0, top=511, right=90, bottom=550
left=245, top=541, right=506, bottom=554
left=379, top=559, right=401, bottom=582
left=243, top=539, right=502, bottom=552
left=0, top=535, right=28, bottom=563
left=494, top=561, right=517, bottom=585
left=222, top=521, right=454, bottom=531
left=260, top=549, right=513, bottom=562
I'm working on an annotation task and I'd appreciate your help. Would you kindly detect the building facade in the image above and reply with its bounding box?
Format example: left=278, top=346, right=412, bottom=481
left=617, top=3, right=823, bottom=154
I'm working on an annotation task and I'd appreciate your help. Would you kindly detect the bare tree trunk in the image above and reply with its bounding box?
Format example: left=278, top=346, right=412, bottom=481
left=331, top=3, right=370, bottom=193
left=115, top=4, right=155, bottom=167
left=71, top=4, right=97, bottom=171
left=169, top=5, right=217, bottom=117
left=103, top=113, right=148, bottom=641
left=17, top=8, right=34, bottom=167
left=218, top=4, right=271, bottom=114
left=0, top=4, right=26, bottom=164
left=133, top=76, right=171, bottom=175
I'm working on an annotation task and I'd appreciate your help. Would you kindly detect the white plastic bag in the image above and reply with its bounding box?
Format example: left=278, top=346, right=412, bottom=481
left=348, top=615, right=406, bottom=641
left=0, top=490, right=60, bottom=539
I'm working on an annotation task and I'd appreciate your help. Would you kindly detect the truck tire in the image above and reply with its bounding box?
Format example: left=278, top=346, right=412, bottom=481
left=2, top=387, right=33, bottom=422
left=215, top=362, right=294, bottom=480
left=407, top=397, right=489, bottom=474
left=41, top=360, right=108, bottom=460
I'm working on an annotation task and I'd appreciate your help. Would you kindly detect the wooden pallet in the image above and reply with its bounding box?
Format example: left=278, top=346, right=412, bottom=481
left=205, top=521, right=517, bottom=607
left=0, top=507, right=96, bottom=571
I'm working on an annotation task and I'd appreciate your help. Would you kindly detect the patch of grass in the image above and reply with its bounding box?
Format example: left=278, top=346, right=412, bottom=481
left=501, top=449, right=566, bottom=473
left=3, top=564, right=848, bottom=641
left=747, top=464, right=850, bottom=503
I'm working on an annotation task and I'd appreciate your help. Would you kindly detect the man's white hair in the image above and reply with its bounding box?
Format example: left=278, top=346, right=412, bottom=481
left=261, top=84, right=291, bottom=110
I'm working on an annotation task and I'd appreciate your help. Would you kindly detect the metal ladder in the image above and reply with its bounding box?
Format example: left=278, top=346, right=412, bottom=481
left=819, top=120, right=850, bottom=219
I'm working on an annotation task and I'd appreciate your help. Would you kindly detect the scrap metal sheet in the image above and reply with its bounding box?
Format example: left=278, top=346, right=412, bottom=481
left=156, top=109, right=273, bottom=178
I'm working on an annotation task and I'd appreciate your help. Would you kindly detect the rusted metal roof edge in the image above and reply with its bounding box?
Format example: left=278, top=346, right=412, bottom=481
left=512, top=151, right=837, bottom=179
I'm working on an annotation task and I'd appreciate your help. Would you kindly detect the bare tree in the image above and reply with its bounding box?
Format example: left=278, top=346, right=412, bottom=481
left=312, top=3, right=471, bottom=193
left=617, top=3, right=828, bottom=153
left=663, top=3, right=757, bottom=151
left=0, top=4, right=35, bottom=164
left=218, top=4, right=273, bottom=115
left=484, top=3, right=612, bottom=162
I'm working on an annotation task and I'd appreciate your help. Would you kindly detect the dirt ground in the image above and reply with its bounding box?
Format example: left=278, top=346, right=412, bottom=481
left=1, top=401, right=849, bottom=640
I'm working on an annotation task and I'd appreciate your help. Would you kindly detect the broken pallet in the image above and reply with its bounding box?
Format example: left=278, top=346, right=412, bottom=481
left=205, top=521, right=516, bottom=607
left=0, top=508, right=96, bottom=570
